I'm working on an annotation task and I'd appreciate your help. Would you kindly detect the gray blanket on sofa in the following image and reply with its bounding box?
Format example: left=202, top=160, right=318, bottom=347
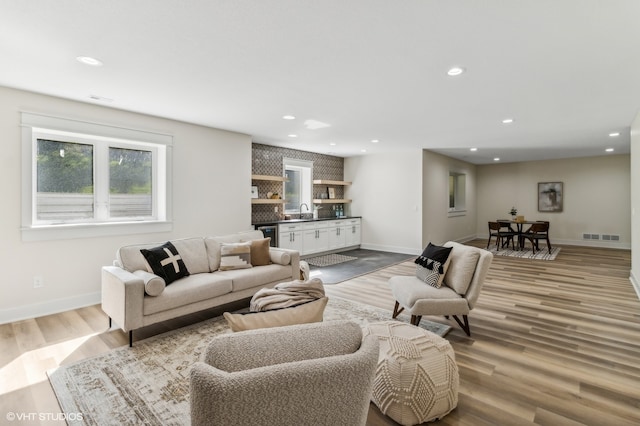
left=250, top=278, right=325, bottom=312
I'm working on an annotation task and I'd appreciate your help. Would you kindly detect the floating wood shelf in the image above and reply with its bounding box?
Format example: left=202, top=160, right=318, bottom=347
left=313, top=199, right=352, bottom=204
left=251, top=199, right=286, bottom=204
left=252, top=174, right=288, bottom=182
left=313, top=179, right=352, bottom=185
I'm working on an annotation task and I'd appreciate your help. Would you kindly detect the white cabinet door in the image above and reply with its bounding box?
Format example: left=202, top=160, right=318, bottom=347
left=344, top=220, right=361, bottom=247
left=302, top=222, right=329, bottom=255
left=328, top=220, right=346, bottom=250
left=303, top=228, right=329, bottom=254
left=278, top=224, right=303, bottom=252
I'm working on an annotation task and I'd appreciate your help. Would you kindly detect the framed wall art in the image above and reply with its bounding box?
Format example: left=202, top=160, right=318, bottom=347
left=251, top=185, right=259, bottom=199
left=538, top=182, right=563, bottom=212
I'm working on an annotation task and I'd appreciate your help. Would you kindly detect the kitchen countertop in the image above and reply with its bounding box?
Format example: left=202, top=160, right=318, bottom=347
left=253, top=216, right=361, bottom=227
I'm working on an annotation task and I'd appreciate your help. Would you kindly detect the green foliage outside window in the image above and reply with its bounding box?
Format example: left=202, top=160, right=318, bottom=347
left=37, top=139, right=94, bottom=193
left=109, top=147, right=152, bottom=194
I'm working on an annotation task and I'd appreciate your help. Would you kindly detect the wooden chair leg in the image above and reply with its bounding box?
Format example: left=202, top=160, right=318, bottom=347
left=452, top=315, right=471, bottom=336
left=392, top=301, right=404, bottom=319
left=411, top=315, right=422, bottom=326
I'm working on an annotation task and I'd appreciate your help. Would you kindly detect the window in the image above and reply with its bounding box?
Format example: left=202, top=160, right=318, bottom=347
left=22, top=113, right=172, bottom=240
left=448, top=171, right=466, bottom=214
left=283, top=158, right=312, bottom=213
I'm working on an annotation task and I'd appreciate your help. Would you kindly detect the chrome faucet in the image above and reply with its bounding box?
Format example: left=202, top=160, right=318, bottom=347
left=299, top=203, right=309, bottom=218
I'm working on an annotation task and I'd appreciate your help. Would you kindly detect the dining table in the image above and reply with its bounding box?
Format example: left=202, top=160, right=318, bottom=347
left=501, top=219, right=540, bottom=250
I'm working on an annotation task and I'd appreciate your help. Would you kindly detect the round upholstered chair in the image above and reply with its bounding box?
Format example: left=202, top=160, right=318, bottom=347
left=362, top=321, right=459, bottom=426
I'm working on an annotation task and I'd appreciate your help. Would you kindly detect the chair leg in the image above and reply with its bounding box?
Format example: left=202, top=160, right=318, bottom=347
left=392, top=301, right=404, bottom=319
left=411, top=315, right=422, bottom=326
left=452, top=315, right=471, bottom=336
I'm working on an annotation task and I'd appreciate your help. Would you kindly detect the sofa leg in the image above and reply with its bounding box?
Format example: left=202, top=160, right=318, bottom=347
left=452, top=315, right=471, bottom=336
left=108, top=316, right=112, bottom=329
left=392, top=301, right=404, bottom=319
left=129, top=330, right=133, bottom=347
left=411, top=315, right=422, bottom=326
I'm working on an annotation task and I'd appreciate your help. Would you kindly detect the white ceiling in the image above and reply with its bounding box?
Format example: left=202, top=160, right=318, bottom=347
left=2, top=1, right=639, bottom=164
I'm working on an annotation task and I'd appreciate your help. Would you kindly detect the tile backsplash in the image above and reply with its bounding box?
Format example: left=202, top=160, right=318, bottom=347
left=252, top=143, right=346, bottom=223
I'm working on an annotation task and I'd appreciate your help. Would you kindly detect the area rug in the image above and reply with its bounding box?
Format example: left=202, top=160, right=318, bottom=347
left=48, top=297, right=451, bottom=426
left=487, top=246, right=561, bottom=260
left=305, top=253, right=357, bottom=267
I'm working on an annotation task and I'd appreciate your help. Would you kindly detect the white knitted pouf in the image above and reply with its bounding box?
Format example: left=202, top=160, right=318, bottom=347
left=362, top=321, right=459, bottom=426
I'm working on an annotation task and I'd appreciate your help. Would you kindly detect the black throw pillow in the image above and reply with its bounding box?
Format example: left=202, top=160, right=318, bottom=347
left=414, top=243, right=453, bottom=288
left=140, top=241, right=190, bottom=285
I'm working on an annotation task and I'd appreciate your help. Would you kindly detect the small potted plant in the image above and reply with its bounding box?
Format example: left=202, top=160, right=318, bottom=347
left=509, top=207, right=518, bottom=218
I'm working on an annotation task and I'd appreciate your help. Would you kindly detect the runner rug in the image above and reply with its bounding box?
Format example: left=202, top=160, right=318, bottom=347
left=305, top=253, right=357, bottom=267
left=48, top=297, right=450, bottom=426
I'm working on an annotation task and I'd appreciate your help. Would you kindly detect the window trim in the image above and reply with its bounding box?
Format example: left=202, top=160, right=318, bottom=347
left=448, top=171, right=467, bottom=217
left=21, top=112, right=173, bottom=241
left=283, top=158, right=313, bottom=214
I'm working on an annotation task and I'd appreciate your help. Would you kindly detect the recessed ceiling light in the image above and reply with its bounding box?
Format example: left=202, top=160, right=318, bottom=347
left=606, top=148, right=615, bottom=152
left=447, top=67, right=465, bottom=76
left=282, top=115, right=296, bottom=120
left=288, top=134, right=298, bottom=138
left=361, top=149, right=367, bottom=153
left=609, top=132, right=620, bottom=137
left=371, top=139, right=379, bottom=143
left=329, top=142, right=336, bottom=146
left=76, top=56, right=103, bottom=66
left=502, top=118, right=514, bottom=124
left=470, top=147, right=478, bottom=152
left=494, top=157, right=500, bottom=161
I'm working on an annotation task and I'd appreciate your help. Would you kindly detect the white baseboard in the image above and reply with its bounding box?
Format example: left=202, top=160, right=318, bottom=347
left=477, top=234, right=631, bottom=250
left=630, top=271, right=640, bottom=301
left=360, top=242, right=420, bottom=256
left=0, top=291, right=101, bottom=325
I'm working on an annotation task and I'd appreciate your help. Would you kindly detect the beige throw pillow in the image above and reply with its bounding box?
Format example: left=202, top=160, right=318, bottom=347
left=219, top=242, right=252, bottom=271
left=250, top=238, right=271, bottom=266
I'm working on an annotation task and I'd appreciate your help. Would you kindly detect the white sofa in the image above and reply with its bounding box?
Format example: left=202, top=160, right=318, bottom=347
left=102, top=230, right=300, bottom=346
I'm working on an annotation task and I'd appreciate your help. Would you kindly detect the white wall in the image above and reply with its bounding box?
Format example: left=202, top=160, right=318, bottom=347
left=630, top=111, right=640, bottom=293
left=422, top=151, right=478, bottom=246
left=0, top=86, right=251, bottom=323
left=476, top=155, right=631, bottom=248
left=344, top=152, right=422, bottom=254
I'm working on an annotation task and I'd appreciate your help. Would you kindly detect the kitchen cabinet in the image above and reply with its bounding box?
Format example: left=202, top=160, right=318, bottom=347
left=302, top=222, right=329, bottom=254
left=278, top=223, right=303, bottom=252
left=344, top=218, right=361, bottom=247
left=278, top=218, right=361, bottom=256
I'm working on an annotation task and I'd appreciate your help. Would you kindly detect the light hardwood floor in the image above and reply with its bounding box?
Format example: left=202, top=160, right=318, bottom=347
left=1, top=241, right=639, bottom=425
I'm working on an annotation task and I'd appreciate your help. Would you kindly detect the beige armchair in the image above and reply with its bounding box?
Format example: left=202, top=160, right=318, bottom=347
left=190, top=320, right=379, bottom=426
left=389, top=241, right=493, bottom=336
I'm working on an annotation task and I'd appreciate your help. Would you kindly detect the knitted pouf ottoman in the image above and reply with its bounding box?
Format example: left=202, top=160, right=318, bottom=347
left=362, top=321, right=459, bottom=426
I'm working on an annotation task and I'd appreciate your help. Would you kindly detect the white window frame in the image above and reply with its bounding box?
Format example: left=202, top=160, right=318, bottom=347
left=21, top=112, right=173, bottom=241
left=283, top=158, right=313, bottom=214
left=448, top=171, right=466, bottom=217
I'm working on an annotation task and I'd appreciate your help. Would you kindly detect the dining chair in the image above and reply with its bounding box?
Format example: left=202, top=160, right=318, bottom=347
left=487, top=221, right=516, bottom=251
left=497, top=220, right=518, bottom=249
left=522, top=221, right=552, bottom=254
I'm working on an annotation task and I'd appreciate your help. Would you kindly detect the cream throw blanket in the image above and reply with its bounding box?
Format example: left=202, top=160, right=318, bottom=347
left=250, top=278, right=325, bottom=312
